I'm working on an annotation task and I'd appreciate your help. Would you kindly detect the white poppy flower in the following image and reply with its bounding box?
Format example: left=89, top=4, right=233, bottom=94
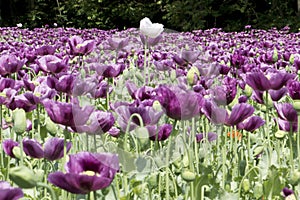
left=139, top=17, right=164, bottom=38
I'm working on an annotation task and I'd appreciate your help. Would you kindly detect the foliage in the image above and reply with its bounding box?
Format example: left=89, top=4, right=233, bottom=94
left=3, top=0, right=300, bottom=31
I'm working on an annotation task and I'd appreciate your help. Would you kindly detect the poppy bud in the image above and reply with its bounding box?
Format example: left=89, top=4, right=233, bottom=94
left=244, top=85, right=252, bottom=97
left=272, top=48, right=278, bottom=62
left=9, top=166, right=39, bottom=188
left=253, top=182, right=263, bottom=199
left=290, top=170, right=300, bottom=185
left=187, top=66, right=199, bottom=85
left=289, top=54, right=295, bottom=64
left=45, top=117, right=57, bottom=136
left=292, top=100, right=300, bottom=113
left=12, top=108, right=27, bottom=135
left=181, top=170, right=196, bottom=182
left=12, top=146, right=26, bottom=159
left=242, top=179, right=250, bottom=193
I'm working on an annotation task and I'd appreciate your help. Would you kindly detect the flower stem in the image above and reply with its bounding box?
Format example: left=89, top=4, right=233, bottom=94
left=37, top=182, right=57, bottom=200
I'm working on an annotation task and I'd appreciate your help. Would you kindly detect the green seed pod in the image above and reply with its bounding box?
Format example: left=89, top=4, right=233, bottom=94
left=9, top=166, right=38, bottom=188
left=242, top=179, right=250, bottom=193
left=152, top=100, right=163, bottom=112
left=170, top=70, right=177, bottom=82
left=12, top=146, right=26, bottom=159
left=147, top=173, right=158, bottom=188
left=289, top=54, right=295, bottom=65
left=290, top=170, right=300, bottom=185
left=292, top=100, right=300, bottom=113
left=45, top=117, right=57, bottom=136
left=12, top=108, right=27, bottom=135
left=272, top=48, right=278, bottom=62
left=253, top=182, right=263, bottom=199
left=239, top=160, right=247, bottom=176
left=244, top=85, right=253, bottom=97
left=181, top=170, right=196, bottom=182
left=253, top=145, right=264, bottom=157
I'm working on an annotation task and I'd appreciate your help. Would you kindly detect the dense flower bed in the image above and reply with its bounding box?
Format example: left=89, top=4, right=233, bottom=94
left=0, top=19, right=299, bottom=199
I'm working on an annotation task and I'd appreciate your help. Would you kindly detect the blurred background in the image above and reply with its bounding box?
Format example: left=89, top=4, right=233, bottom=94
left=0, top=0, right=299, bottom=32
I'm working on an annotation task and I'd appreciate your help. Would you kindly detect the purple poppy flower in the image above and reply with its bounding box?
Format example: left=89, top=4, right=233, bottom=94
left=2, top=139, right=19, bottom=158
left=201, top=100, right=226, bottom=125
left=22, top=138, right=44, bottom=159
left=287, top=80, right=300, bottom=100
left=44, top=137, right=72, bottom=161
left=68, top=36, right=95, bottom=56
left=173, top=50, right=200, bottom=67
left=140, top=34, right=162, bottom=47
left=95, top=63, right=125, bottom=78
left=8, top=92, right=40, bottom=112
left=0, top=78, right=15, bottom=91
left=47, top=74, right=75, bottom=94
left=147, top=124, right=172, bottom=141
left=238, top=95, right=248, bottom=103
left=282, top=187, right=295, bottom=199
left=268, top=72, right=296, bottom=90
left=48, top=152, right=119, bottom=194
left=237, top=116, right=265, bottom=132
left=269, top=88, right=287, bottom=101
left=75, top=110, right=115, bottom=134
left=274, top=103, right=298, bottom=132
left=155, top=85, right=203, bottom=120
left=37, top=55, right=68, bottom=73
left=196, top=132, right=217, bottom=143
left=115, top=103, right=163, bottom=132
left=42, top=99, right=94, bottom=128
left=35, top=45, right=56, bottom=56
left=0, top=55, right=24, bottom=75
left=108, top=127, right=121, bottom=137
left=246, top=71, right=271, bottom=91
left=107, top=37, right=129, bottom=51
left=0, top=181, right=23, bottom=200
left=225, top=103, right=255, bottom=126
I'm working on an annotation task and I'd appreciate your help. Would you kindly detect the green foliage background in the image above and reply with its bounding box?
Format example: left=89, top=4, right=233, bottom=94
left=1, top=0, right=299, bottom=32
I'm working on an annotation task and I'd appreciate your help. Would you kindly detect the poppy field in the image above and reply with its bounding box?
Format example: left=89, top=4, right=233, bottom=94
left=0, top=18, right=300, bottom=199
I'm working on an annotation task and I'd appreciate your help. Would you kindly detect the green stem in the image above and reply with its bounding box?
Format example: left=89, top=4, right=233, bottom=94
left=298, top=115, right=300, bottom=168
left=37, top=182, right=57, bottom=200
left=165, top=134, right=173, bottom=200
left=289, top=123, right=294, bottom=172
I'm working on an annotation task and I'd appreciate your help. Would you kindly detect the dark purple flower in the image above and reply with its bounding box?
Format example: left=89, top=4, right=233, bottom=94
left=44, top=137, right=72, bottom=161
left=268, top=72, right=296, bottom=90
left=155, top=85, right=203, bottom=120
left=274, top=103, right=298, bottom=132
left=0, top=181, right=23, bottom=200
left=269, top=88, right=287, bottom=101
left=48, top=152, right=119, bottom=194
left=196, top=132, right=217, bottom=143
left=35, top=45, right=56, bottom=56
left=140, top=34, right=162, bottom=47
left=47, top=74, right=75, bottom=94
left=22, top=138, right=44, bottom=159
left=237, top=116, right=265, bottom=132
left=0, top=55, right=24, bottom=75
left=282, top=187, right=294, bottom=198
left=238, top=95, right=248, bottom=103
left=2, top=139, right=19, bottom=158
left=107, top=37, right=129, bottom=51
left=37, top=55, right=68, bottom=73
left=147, top=124, right=172, bottom=141
left=287, top=80, right=300, bottom=100
left=225, top=103, right=255, bottom=126
left=95, top=63, right=125, bottom=78
left=201, top=100, right=226, bottom=125
left=75, top=110, right=115, bottom=134
left=68, top=36, right=95, bottom=56
left=246, top=72, right=271, bottom=91
left=8, top=92, right=40, bottom=112
left=43, top=99, right=94, bottom=128
left=0, top=78, right=15, bottom=91
left=108, top=127, right=121, bottom=137
left=173, top=50, right=200, bottom=67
